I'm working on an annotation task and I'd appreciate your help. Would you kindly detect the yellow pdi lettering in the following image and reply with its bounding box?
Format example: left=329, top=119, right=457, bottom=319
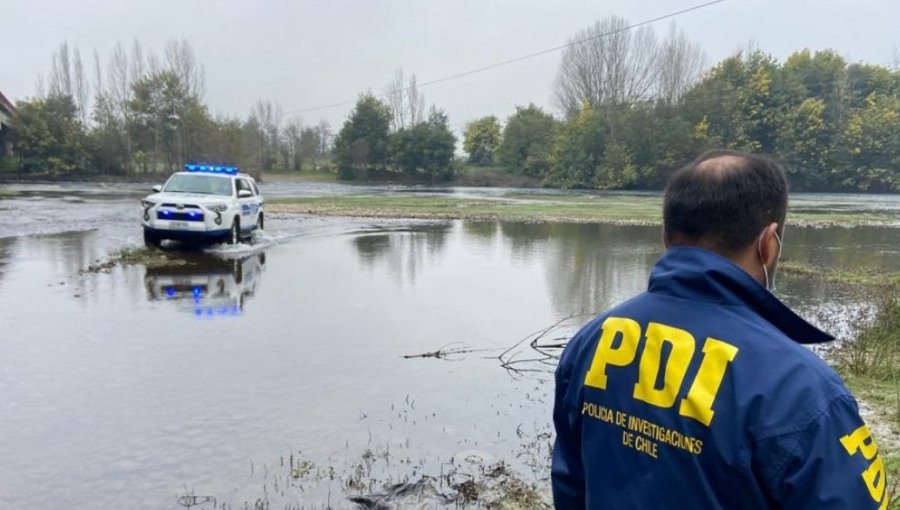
left=679, top=337, right=739, bottom=426
left=583, top=316, right=740, bottom=428
left=584, top=317, right=641, bottom=390
left=840, top=424, right=887, bottom=507
left=840, top=424, right=879, bottom=460
left=633, top=322, right=695, bottom=409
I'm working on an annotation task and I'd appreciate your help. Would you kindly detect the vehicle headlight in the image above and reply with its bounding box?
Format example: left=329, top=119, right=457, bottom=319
left=141, top=200, right=157, bottom=209
left=207, top=203, right=228, bottom=212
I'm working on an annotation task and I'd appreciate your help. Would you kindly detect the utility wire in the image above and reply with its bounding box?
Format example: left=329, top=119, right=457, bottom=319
left=286, top=0, right=732, bottom=115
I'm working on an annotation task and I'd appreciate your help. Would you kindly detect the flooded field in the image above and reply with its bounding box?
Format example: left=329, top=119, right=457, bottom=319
left=0, top=183, right=898, bottom=508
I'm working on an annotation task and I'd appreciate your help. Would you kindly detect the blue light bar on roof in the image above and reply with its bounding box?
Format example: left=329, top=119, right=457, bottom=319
left=184, top=163, right=239, bottom=175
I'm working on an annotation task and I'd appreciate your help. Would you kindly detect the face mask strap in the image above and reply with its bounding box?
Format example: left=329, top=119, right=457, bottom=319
left=758, top=230, right=783, bottom=291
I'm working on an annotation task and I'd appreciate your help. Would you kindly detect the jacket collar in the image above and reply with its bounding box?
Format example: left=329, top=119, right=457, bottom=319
left=648, top=246, right=834, bottom=345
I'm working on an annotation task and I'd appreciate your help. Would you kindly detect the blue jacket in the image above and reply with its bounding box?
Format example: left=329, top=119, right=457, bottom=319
left=552, top=247, right=889, bottom=509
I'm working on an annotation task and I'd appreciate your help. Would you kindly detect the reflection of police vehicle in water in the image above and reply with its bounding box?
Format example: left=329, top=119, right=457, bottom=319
left=140, top=164, right=264, bottom=247
left=144, top=253, right=266, bottom=317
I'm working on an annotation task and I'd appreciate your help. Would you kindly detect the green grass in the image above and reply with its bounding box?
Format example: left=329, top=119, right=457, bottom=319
left=269, top=194, right=662, bottom=224
left=781, top=261, right=900, bottom=286
left=269, top=193, right=898, bottom=227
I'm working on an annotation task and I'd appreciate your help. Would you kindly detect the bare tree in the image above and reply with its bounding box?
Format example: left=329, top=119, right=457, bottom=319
left=91, top=49, right=103, bottom=98
left=73, top=48, right=90, bottom=124
left=48, top=41, right=74, bottom=98
left=34, top=73, right=46, bottom=98
left=316, top=119, right=332, bottom=155
left=385, top=69, right=408, bottom=131
left=249, top=100, right=284, bottom=169
left=46, top=42, right=91, bottom=123
left=130, top=39, right=145, bottom=86
left=553, top=16, right=661, bottom=115
left=282, top=118, right=303, bottom=170
left=109, top=41, right=130, bottom=118
left=164, top=39, right=205, bottom=99
left=384, top=69, right=426, bottom=131
left=656, top=23, right=705, bottom=104
left=406, top=74, right=425, bottom=126
left=108, top=41, right=133, bottom=167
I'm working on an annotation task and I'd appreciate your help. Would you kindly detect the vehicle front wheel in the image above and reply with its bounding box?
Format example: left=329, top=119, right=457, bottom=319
left=256, top=213, right=264, bottom=231
left=227, top=219, right=240, bottom=245
left=143, top=229, right=161, bottom=249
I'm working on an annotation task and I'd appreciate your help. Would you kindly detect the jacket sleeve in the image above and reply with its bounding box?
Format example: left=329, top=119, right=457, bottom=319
left=551, top=341, right=586, bottom=509
left=753, top=394, right=890, bottom=510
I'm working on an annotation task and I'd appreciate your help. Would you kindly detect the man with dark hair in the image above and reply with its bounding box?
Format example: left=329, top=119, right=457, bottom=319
left=552, top=150, right=888, bottom=509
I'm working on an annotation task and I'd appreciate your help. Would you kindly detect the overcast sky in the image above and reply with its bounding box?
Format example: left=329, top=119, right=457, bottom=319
left=3, top=0, right=899, bottom=135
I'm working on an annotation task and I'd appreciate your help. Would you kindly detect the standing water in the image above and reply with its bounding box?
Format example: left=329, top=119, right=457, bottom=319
left=0, top=184, right=898, bottom=508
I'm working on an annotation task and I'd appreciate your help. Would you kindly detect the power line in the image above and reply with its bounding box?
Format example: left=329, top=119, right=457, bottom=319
left=286, top=0, right=731, bottom=116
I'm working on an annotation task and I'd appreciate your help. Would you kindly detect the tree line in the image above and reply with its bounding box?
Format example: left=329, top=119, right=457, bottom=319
left=5, top=40, right=332, bottom=177
left=5, top=18, right=899, bottom=192
left=459, top=18, right=900, bottom=192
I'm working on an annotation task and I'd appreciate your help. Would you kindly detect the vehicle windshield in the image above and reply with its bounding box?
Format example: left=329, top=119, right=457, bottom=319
left=163, top=174, right=233, bottom=196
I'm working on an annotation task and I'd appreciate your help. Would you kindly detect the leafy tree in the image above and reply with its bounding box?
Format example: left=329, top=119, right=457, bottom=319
left=333, top=94, right=392, bottom=179
left=89, top=93, right=128, bottom=174
left=389, top=108, right=456, bottom=182
left=596, top=141, right=638, bottom=189
left=548, top=106, right=606, bottom=188
left=775, top=98, right=828, bottom=190
left=497, top=104, right=557, bottom=178
left=127, top=69, right=208, bottom=173
left=614, top=103, right=695, bottom=189
left=836, top=92, right=900, bottom=192
left=463, top=116, right=502, bottom=166
left=12, top=95, right=89, bottom=174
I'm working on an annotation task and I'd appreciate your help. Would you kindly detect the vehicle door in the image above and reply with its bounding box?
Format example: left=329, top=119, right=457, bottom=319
left=236, top=178, right=259, bottom=230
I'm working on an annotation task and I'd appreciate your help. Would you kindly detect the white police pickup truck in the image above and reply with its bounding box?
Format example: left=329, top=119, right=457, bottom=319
left=140, top=164, right=264, bottom=247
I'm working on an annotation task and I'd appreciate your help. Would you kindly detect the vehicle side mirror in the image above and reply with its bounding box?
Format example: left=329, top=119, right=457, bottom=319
left=238, top=190, right=253, bottom=198
left=152, top=185, right=162, bottom=193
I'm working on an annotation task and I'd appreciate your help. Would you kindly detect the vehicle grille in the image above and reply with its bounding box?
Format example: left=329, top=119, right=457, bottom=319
left=157, top=209, right=205, bottom=221
left=160, top=203, right=200, bottom=208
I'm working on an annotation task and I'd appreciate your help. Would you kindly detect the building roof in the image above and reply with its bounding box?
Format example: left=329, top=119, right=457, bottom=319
left=0, top=90, right=16, bottom=116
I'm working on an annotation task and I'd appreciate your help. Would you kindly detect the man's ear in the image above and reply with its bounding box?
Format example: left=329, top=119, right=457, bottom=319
left=662, top=231, right=670, bottom=249
left=760, top=222, right=780, bottom=265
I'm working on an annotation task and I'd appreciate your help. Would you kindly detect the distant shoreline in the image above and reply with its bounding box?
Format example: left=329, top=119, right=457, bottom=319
left=3, top=171, right=898, bottom=195
left=268, top=195, right=900, bottom=228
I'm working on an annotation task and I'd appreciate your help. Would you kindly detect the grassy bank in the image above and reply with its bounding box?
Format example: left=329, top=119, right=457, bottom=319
left=269, top=193, right=898, bottom=227
left=828, top=282, right=900, bottom=507
left=270, top=193, right=662, bottom=224
left=781, top=261, right=900, bottom=286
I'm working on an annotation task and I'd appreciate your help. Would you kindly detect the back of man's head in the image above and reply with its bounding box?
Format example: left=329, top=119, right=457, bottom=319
left=663, top=149, right=788, bottom=256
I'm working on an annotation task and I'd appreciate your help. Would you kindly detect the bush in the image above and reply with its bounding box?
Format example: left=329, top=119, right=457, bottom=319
left=0, top=155, right=20, bottom=173
left=844, top=285, right=900, bottom=380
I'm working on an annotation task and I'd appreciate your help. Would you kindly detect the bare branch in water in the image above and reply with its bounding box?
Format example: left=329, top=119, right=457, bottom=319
left=498, top=312, right=593, bottom=376
left=403, top=342, right=495, bottom=361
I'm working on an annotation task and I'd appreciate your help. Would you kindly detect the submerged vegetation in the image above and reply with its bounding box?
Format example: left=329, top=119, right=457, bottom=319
left=81, top=246, right=207, bottom=273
